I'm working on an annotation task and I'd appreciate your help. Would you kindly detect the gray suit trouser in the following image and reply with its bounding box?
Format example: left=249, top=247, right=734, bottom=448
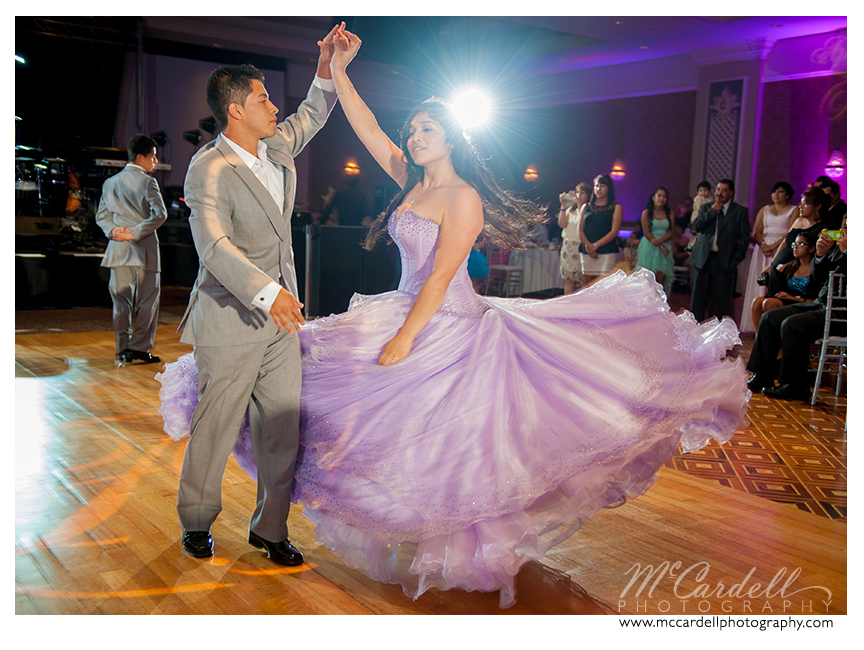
left=176, top=329, right=301, bottom=542
left=108, top=266, right=160, bottom=353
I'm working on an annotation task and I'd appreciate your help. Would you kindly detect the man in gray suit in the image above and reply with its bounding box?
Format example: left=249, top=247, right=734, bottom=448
left=689, top=179, right=751, bottom=322
left=176, top=25, right=344, bottom=565
left=96, top=134, right=167, bottom=365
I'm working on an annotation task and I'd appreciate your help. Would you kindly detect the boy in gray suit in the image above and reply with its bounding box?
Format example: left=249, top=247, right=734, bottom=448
left=95, top=134, right=167, bottom=365
left=176, top=24, right=345, bottom=564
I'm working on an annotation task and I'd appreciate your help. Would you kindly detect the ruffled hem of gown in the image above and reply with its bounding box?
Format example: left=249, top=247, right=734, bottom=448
left=155, top=269, right=749, bottom=608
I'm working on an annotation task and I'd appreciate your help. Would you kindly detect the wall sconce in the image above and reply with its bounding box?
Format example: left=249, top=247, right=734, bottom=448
left=344, top=159, right=360, bottom=175
left=610, top=159, right=626, bottom=179
left=523, top=165, right=538, bottom=182
left=825, top=149, right=845, bottom=178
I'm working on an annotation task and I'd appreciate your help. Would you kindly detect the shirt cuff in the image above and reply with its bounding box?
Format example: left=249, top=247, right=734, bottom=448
left=252, top=281, right=283, bottom=312
left=314, top=76, right=336, bottom=93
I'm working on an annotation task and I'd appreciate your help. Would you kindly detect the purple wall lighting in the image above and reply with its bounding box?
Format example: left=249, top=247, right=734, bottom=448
left=824, top=150, right=845, bottom=179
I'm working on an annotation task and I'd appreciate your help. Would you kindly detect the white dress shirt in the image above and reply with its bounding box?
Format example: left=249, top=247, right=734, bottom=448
left=221, top=76, right=334, bottom=312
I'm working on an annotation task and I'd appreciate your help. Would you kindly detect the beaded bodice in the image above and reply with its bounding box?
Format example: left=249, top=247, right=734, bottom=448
left=387, top=210, right=487, bottom=317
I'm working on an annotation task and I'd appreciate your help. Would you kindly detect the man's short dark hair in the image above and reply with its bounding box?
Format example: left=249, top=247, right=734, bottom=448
left=814, top=175, right=832, bottom=186
left=717, top=178, right=735, bottom=192
left=697, top=181, right=711, bottom=191
left=206, top=64, right=266, bottom=129
left=127, top=134, right=158, bottom=162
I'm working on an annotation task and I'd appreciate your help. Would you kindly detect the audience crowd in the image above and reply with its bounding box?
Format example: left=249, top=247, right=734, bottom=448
left=554, top=174, right=847, bottom=402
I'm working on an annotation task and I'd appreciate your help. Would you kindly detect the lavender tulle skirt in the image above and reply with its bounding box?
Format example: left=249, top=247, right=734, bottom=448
left=156, top=269, right=749, bottom=607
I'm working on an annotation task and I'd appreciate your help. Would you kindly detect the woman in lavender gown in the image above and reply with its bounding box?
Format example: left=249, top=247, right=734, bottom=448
left=156, top=27, right=749, bottom=608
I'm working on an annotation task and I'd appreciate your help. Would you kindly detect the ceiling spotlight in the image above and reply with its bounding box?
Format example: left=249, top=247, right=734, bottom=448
left=452, top=89, right=492, bottom=129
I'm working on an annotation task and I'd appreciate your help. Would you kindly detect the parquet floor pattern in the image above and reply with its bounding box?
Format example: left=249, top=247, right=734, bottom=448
left=665, top=370, right=847, bottom=521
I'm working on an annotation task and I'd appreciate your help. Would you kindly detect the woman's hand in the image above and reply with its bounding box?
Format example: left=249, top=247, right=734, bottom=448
left=331, top=26, right=361, bottom=73
left=377, top=333, right=414, bottom=366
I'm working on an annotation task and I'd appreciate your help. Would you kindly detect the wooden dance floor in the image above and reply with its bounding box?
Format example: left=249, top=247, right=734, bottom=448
left=15, top=306, right=847, bottom=616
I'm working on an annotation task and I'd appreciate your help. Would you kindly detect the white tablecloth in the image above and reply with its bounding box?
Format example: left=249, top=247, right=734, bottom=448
left=509, top=248, right=564, bottom=293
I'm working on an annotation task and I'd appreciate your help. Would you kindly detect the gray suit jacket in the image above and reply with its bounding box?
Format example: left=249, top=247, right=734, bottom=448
left=178, top=80, right=336, bottom=347
left=689, top=201, right=751, bottom=271
left=95, top=164, right=167, bottom=271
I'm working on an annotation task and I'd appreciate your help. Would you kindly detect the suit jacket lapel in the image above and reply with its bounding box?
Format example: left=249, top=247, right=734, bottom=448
left=216, top=138, right=289, bottom=241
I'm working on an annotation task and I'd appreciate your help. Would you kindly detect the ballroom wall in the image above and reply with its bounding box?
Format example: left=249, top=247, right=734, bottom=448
left=108, top=36, right=847, bottom=228
left=753, top=73, right=848, bottom=207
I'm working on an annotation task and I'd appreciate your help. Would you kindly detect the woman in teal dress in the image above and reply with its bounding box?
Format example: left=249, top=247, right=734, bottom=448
left=636, top=187, right=674, bottom=293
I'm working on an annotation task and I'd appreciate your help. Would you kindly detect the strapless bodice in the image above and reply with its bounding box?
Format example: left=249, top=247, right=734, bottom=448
left=387, top=210, right=487, bottom=317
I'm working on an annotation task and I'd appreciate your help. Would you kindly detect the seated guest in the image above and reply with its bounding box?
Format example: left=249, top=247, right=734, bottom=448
left=612, top=231, right=642, bottom=275
left=467, top=243, right=489, bottom=293
left=671, top=223, right=690, bottom=266
left=821, top=179, right=846, bottom=230
left=749, top=231, right=819, bottom=333
left=770, top=187, right=831, bottom=268
left=675, top=196, right=693, bottom=230
left=746, top=221, right=847, bottom=400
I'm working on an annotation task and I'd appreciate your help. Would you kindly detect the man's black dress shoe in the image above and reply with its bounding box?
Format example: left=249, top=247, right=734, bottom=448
left=747, top=374, right=773, bottom=393
left=129, top=350, right=161, bottom=364
left=249, top=531, right=304, bottom=566
left=182, top=530, right=214, bottom=558
left=763, top=384, right=810, bottom=401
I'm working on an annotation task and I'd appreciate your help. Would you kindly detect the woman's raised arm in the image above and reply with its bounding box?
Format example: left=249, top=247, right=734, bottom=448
left=329, top=28, right=408, bottom=187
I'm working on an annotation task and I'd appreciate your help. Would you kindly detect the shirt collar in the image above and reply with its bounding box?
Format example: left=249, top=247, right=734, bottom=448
left=125, top=162, right=147, bottom=172
left=220, top=133, right=269, bottom=170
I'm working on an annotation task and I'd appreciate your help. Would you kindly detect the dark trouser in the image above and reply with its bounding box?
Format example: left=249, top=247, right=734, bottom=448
left=690, top=252, right=735, bottom=322
left=746, top=302, right=824, bottom=388
left=108, top=266, right=160, bottom=353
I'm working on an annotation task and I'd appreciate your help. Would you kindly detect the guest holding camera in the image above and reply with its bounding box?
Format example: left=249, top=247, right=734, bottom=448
left=558, top=182, right=591, bottom=294
left=747, top=221, right=847, bottom=400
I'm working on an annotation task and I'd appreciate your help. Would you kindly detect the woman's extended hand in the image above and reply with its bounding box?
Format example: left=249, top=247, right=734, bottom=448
left=331, top=26, right=362, bottom=72
left=377, top=334, right=414, bottom=366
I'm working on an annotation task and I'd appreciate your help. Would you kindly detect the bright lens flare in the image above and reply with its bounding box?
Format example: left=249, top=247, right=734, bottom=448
left=452, top=89, right=491, bottom=129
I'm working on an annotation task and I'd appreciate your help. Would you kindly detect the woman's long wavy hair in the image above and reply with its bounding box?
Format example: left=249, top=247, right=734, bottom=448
left=362, top=97, right=547, bottom=251
left=644, top=186, right=671, bottom=235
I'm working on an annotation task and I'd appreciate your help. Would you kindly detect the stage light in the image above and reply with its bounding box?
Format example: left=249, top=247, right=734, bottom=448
left=200, top=116, right=218, bottom=135
left=452, top=89, right=491, bottom=129
left=150, top=131, right=168, bottom=147
left=16, top=54, right=25, bottom=64
left=183, top=130, right=203, bottom=146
